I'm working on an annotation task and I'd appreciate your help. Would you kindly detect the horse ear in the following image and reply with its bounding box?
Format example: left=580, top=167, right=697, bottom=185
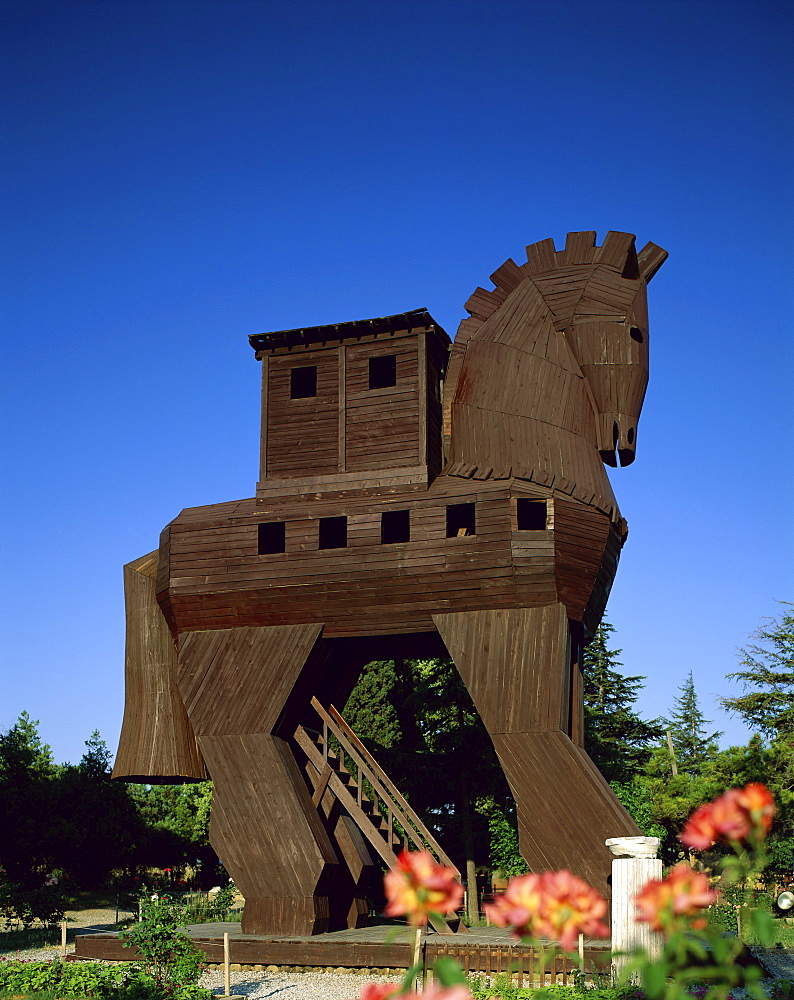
left=637, top=242, right=668, bottom=282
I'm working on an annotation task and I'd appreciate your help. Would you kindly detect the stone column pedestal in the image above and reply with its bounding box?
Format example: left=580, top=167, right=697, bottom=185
left=606, top=837, right=663, bottom=981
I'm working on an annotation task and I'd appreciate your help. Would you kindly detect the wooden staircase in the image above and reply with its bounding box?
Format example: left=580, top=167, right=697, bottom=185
left=294, top=697, right=466, bottom=934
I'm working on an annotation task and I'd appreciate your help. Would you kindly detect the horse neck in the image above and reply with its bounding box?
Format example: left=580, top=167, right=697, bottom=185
left=444, top=278, right=616, bottom=509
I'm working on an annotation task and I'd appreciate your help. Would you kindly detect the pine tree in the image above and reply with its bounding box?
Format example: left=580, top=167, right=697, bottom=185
left=79, top=730, right=112, bottom=777
left=663, top=672, right=721, bottom=777
left=720, top=605, right=794, bottom=864
left=0, top=713, right=60, bottom=885
left=0, top=711, right=56, bottom=780
left=721, top=603, right=794, bottom=736
left=582, top=621, right=664, bottom=783
left=342, top=659, right=428, bottom=751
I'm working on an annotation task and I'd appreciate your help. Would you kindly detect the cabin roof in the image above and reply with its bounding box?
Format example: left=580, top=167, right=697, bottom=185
left=249, top=308, right=450, bottom=352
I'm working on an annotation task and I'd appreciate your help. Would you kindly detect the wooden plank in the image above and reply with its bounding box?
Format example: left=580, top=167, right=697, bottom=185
left=564, top=231, right=597, bottom=264
left=338, top=344, right=346, bottom=472
left=525, top=237, right=557, bottom=273
left=418, top=332, right=428, bottom=467
left=637, top=241, right=668, bottom=281
left=75, top=928, right=612, bottom=971
left=259, top=353, right=269, bottom=481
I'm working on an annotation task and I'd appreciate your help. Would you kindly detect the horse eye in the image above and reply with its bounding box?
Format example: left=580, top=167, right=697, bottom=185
left=630, top=327, right=644, bottom=343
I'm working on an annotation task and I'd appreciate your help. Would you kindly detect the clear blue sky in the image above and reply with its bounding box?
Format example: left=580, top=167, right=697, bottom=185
left=2, top=0, right=792, bottom=766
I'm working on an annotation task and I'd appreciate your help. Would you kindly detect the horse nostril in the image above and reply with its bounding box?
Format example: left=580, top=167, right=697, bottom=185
left=630, top=327, right=644, bottom=343
left=612, top=421, right=619, bottom=447
left=627, top=427, right=635, bottom=444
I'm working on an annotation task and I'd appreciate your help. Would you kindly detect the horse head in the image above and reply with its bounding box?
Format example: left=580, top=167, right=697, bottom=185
left=539, top=232, right=668, bottom=467
left=444, top=231, right=667, bottom=493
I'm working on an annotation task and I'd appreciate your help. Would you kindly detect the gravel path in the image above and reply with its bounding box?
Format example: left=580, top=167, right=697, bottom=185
left=752, top=947, right=794, bottom=981
left=200, top=969, right=402, bottom=999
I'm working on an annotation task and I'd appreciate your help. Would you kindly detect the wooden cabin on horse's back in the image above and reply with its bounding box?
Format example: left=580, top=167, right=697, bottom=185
left=251, top=308, right=449, bottom=496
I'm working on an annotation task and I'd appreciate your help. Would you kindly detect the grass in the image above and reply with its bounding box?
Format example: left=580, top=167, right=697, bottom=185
left=0, top=927, right=62, bottom=953
left=743, top=920, right=794, bottom=948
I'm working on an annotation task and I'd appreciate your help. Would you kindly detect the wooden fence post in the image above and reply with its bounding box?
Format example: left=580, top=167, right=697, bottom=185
left=224, top=931, right=231, bottom=997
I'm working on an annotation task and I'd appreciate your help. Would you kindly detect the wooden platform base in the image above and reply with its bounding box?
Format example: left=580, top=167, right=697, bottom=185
left=72, top=922, right=611, bottom=976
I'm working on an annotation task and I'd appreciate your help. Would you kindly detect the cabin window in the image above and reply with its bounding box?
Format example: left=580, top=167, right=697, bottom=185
left=368, top=354, right=397, bottom=389
left=290, top=365, right=317, bottom=398
left=381, top=509, right=410, bottom=544
left=258, top=521, right=286, bottom=554
left=516, top=499, right=547, bottom=530
left=319, top=516, right=347, bottom=549
left=446, top=502, right=475, bottom=538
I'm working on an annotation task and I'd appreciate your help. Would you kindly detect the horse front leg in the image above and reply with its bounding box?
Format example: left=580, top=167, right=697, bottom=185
left=176, top=623, right=340, bottom=935
left=434, top=604, right=640, bottom=896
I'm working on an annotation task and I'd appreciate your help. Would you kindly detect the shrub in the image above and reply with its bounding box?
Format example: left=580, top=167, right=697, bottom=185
left=0, top=869, right=67, bottom=929
left=120, top=893, right=207, bottom=996
left=0, top=958, right=134, bottom=997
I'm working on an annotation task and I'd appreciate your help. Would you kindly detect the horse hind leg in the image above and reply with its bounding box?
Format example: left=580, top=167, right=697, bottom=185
left=434, top=604, right=640, bottom=896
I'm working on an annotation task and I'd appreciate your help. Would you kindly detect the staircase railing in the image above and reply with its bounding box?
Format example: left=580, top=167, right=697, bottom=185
left=295, top=696, right=460, bottom=876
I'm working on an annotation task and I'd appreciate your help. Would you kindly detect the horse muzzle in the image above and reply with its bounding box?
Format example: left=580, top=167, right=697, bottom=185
left=597, top=413, right=637, bottom=467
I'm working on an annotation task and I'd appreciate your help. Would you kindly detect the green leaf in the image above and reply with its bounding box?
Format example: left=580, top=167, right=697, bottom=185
left=750, top=907, right=775, bottom=946
left=643, top=959, right=668, bottom=999
left=399, top=963, right=422, bottom=993
left=433, top=955, right=468, bottom=985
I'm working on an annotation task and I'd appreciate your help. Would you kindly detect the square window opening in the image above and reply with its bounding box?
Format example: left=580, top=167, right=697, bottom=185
left=446, top=502, right=475, bottom=538
left=368, top=354, right=397, bottom=390
left=516, top=499, right=548, bottom=531
left=319, top=516, right=347, bottom=549
left=258, top=521, right=286, bottom=555
left=381, top=509, right=410, bottom=544
left=290, top=365, right=317, bottom=399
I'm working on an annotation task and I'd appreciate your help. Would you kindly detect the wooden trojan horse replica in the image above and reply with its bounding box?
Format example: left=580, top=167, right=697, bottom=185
left=114, top=230, right=667, bottom=936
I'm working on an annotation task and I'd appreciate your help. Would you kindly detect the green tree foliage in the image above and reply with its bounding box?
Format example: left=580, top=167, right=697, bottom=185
left=721, top=604, right=794, bottom=739
left=663, top=671, right=721, bottom=777
left=0, top=714, right=216, bottom=892
left=80, top=729, right=113, bottom=776
left=53, top=733, right=147, bottom=888
left=344, top=658, right=508, bottom=814
left=0, top=713, right=61, bottom=887
left=344, top=658, right=508, bottom=915
left=720, top=606, right=794, bottom=881
left=582, top=621, right=664, bottom=783
left=641, top=674, right=727, bottom=861
left=343, top=659, right=419, bottom=751
left=127, top=782, right=216, bottom=880
left=475, top=797, right=529, bottom=877
left=128, top=783, right=212, bottom=845
left=0, top=711, right=56, bottom=779
left=610, top=777, right=667, bottom=842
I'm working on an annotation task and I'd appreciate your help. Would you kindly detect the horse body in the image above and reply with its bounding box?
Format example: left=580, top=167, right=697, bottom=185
left=114, top=231, right=666, bottom=934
